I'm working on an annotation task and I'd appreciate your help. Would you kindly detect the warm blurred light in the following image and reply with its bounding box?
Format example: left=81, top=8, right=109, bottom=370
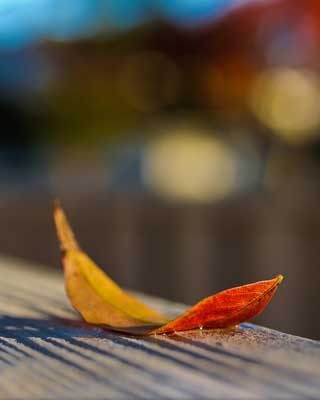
left=142, top=127, right=236, bottom=202
left=117, top=51, right=180, bottom=113
left=203, top=57, right=255, bottom=116
left=249, top=68, right=320, bottom=144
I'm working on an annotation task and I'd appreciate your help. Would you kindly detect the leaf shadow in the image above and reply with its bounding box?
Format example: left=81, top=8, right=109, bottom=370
left=0, top=314, right=101, bottom=340
left=0, top=314, right=200, bottom=398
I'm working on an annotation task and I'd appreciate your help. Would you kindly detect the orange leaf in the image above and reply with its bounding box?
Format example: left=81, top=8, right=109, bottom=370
left=53, top=202, right=283, bottom=335
left=149, top=275, right=283, bottom=335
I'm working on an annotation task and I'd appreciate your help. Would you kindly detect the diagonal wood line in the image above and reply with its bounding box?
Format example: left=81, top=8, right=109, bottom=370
left=0, top=345, right=74, bottom=397
left=116, top=335, right=304, bottom=397
left=144, top=335, right=320, bottom=397
left=0, top=325, right=190, bottom=399
left=0, top=281, right=69, bottom=309
left=42, top=337, right=166, bottom=399
left=0, top=340, right=25, bottom=360
left=169, top=334, right=320, bottom=384
left=0, top=296, right=245, bottom=394
left=0, top=292, right=72, bottom=322
left=86, top=333, right=254, bottom=398
left=0, top=288, right=317, bottom=397
left=19, top=321, right=230, bottom=398
left=0, top=338, right=106, bottom=397
left=0, top=261, right=320, bottom=398
left=0, top=287, right=72, bottom=318
left=45, top=335, right=206, bottom=398
left=0, top=334, right=137, bottom=399
left=0, top=353, right=13, bottom=366
left=24, top=339, right=140, bottom=399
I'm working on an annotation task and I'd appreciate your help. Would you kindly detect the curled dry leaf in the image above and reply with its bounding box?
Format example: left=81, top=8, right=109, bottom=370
left=53, top=202, right=283, bottom=335
left=54, top=202, right=168, bottom=333
left=150, top=275, right=283, bottom=335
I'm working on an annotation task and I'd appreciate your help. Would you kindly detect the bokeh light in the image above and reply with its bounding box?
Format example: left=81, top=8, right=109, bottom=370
left=249, top=67, right=320, bottom=144
left=142, top=126, right=236, bottom=202
left=0, top=0, right=104, bottom=50
left=0, top=0, right=242, bottom=50
left=157, top=0, right=233, bottom=27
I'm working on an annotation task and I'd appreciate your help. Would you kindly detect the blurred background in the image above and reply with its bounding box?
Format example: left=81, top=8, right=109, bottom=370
left=0, top=0, right=320, bottom=339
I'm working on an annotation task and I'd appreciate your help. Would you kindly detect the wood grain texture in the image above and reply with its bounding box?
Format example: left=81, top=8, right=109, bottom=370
left=0, top=256, right=319, bottom=399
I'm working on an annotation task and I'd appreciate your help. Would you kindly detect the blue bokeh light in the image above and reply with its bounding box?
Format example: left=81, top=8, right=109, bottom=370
left=157, top=0, right=233, bottom=26
left=104, top=0, right=153, bottom=32
left=0, top=0, right=240, bottom=50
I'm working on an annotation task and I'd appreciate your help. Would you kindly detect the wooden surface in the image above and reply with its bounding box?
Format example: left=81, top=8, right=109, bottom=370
left=0, top=257, right=319, bottom=399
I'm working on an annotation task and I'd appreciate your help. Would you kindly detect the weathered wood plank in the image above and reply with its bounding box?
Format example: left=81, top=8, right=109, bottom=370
left=0, top=256, right=319, bottom=399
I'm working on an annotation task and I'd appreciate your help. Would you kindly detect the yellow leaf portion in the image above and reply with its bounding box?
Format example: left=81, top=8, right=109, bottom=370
left=53, top=200, right=79, bottom=252
left=54, top=203, right=168, bottom=325
left=63, top=250, right=140, bottom=327
left=67, top=250, right=168, bottom=324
